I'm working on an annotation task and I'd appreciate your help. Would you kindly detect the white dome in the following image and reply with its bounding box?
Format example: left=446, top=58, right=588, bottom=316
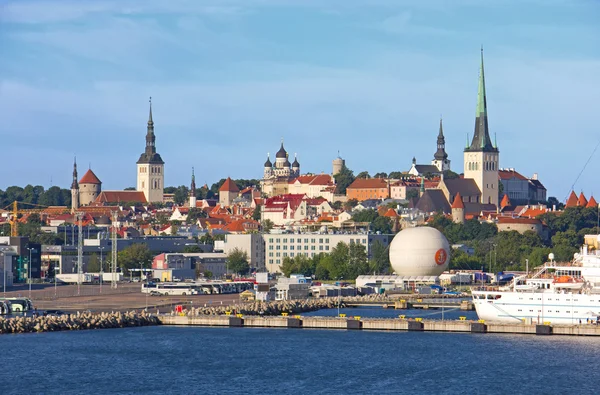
left=389, top=227, right=450, bottom=276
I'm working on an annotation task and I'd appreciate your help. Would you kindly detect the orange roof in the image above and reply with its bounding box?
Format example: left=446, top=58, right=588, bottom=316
left=500, top=194, right=511, bottom=209
left=291, top=174, right=334, bottom=186
left=451, top=192, right=465, bottom=209
left=578, top=192, right=588, bottom=207
left=219, top=177, right=239, bottom=192
left=587, top=196, right=598, bottom=208
left=498, top=169, right=528, bottom=181
left=498, top=217, right=541, bottom=225
left=520, top=208, right=548, bottom=218
left=383, top=208, right=398, bottom=217
left=79, top=169, right=101, bottom=184
left=347, top=178, right=388, bottom=189
left=566, top=191, right=578, bottom=208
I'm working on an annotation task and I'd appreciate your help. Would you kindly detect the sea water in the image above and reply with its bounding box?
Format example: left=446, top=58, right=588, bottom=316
left=1, top=308, right=598, bottom=395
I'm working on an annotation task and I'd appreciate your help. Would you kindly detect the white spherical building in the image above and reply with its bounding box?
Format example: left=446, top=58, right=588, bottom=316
left=389, top=227, right=450, bottom=276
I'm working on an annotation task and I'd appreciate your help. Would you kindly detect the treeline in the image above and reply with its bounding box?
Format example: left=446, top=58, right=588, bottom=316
left=280, top=240, right=390, bottom=280
left=0, top=186, right=72, bottom=209
left=429, top=206, right=600, bottom=273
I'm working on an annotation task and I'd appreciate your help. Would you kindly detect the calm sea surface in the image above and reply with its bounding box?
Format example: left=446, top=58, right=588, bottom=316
left=1, top=307, right=599, bottom=395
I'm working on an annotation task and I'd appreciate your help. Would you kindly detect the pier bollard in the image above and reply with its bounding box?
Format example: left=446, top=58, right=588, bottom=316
left=536, top=324, right=552, bottom=335
left=339, top=313, right=347, bottom=318
left=236, top=314, right=243, bottom=318
left=459, top=316, right=466, bottom=321
left=281, top=312, right=289, bottom=317
left=415, top=318, right=423, bottom=322
left=399, top=315, right=406, bottom=320
left=346, top=319, right=362, bottom=330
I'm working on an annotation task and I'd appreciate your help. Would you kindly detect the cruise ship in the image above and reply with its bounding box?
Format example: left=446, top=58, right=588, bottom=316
left=472, top=244, right=600, bottom=324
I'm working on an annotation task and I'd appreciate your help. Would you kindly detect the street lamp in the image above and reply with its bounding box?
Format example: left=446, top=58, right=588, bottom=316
left=99, top=247, right=105, bottom=293
left=27, top=247, right=34, bottom=299
left=54, top=264, right=59, bottom=298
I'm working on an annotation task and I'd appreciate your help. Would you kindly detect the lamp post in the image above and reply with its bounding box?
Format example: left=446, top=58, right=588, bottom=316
left=54, top=264, right=58, bottom=298
left=99, top=247, right=105, bottom=294
left=337, top=277, right=343, bottom=317
left=27, top=247, right=33, bottom=299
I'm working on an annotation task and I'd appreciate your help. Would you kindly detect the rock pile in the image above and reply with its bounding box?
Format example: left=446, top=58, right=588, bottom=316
left=183, top=298, right=346, bottom=316
left=0, top=311, right=160, bottom=334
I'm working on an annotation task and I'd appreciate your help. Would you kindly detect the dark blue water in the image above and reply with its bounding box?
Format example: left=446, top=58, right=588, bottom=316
left=1, top=309, right=598, bottom=395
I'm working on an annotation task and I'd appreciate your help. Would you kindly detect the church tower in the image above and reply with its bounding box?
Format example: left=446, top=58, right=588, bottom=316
left=463, top=48, right=499, bottom=207
left=432, top=117, right=450, bottom=172
left=136, top=97, right=165, bottom=203
left=71, top=157, right=79, bottom=213
left=189, top=167, right=197, bottom=208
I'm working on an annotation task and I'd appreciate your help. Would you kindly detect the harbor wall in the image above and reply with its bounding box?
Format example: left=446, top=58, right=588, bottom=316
left=159, top=315, right=600, bottom=337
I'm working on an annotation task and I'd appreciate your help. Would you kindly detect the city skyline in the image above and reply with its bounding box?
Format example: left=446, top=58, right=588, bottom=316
left=1, top=0, right=599, bottom=201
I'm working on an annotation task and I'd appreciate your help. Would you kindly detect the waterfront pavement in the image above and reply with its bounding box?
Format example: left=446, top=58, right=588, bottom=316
left=1, top=283, right=240, bottom=313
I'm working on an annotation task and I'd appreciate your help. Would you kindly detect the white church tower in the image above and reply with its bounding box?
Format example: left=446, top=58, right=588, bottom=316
left=136, top=97, right=165, bottom=203
left=463, top=48, right=499, bottom=207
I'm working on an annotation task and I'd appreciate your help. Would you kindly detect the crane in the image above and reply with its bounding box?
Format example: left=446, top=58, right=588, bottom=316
left=3, top=201, right=66, bottom=237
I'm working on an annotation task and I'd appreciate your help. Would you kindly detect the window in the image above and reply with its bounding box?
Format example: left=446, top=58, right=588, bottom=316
left=311, top=246, right=316, bottom=250
left=283, top=245, right=287, bottom=250
left=319, top=246, right=323, bottom=251
left=325, top=246, right=329, bottom=251
left=269, top=245, right=273, bottom=250
left=290, top=245, right=294, bottom=250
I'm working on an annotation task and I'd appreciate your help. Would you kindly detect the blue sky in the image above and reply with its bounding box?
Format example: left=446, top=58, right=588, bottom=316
left=0, top=0, right=599, bottom=201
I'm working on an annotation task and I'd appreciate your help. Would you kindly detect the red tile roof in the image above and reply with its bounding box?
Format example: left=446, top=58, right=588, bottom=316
left=79, top=169, right=101, bottom=184
left=587, top=196, right=598, bottom=208
left=498, top=217, right=541, bottom=225
left=347, top=178, right=388, bottom=189
left=94, top=191, right=147, bottom=204
left=291, top=174, right=334, bottom=186
left=578, top=192, right=588, bottom=207
left=520, top=207, right=549, bottom=218
left=498, top=169, right=528, bottom=181
left=383, top=208, right=398, bottom=217
left=566, top=191, right=578, bottom=208
left=219, top=177, right=240, bottom=192
left=451, top=192, right=465, bottom=209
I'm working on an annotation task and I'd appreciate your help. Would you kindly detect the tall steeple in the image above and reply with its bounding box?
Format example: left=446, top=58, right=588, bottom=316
left=189, top=167, right=197, bottom=209
left=434, top=117, right=448, bottom=161
left=71, top=156, right=80, bottom=213
left=137, top=97, right=164, bottom=164
left=465, top=47, right=496, bottom=153
left=71, top=157, right=79, bottom=190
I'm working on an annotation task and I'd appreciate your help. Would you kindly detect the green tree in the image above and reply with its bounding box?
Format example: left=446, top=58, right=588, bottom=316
left=443, top=170, right=460, bottom=180
left=261, top=219, right=274, bottom=233
left=406, top=189, right=419, bottom=200
left=333, top=165, right=355, bottom=195
left=369, top=240, right=390, bottom=274
left=186, top=208, right=206, bottom=223
left=373, top=172, right=387, bottom=179
left=356, top=171, right=371, bottom=179
left=117, top=243, right=153, bottom=271
left=347, top=242, right=369, bottom=279
left=388, top=171, right=405, bottom=179
left=87, top=253, right=101, bottom=272
left=184, top=245, right=202, bottom=253
left=252, top=205, right=261, bottom=221
left=173, top=186, right=190, bottom=206
left=226, top=248, right=250, bottom=275
left=199, top=233, right=214, bottom=245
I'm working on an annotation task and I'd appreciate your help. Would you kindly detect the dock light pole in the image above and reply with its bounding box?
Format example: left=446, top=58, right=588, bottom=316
left=27, top=247, right=33, bottom=299
left=54, top=264, right=58, bottom=298
left=99, top=247, right=105, bottom=294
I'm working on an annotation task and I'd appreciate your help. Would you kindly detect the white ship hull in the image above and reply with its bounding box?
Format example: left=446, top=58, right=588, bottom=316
left=473, top=290, right=600, bottom=325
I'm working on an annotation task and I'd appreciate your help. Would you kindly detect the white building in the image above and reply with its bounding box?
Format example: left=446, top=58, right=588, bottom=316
left=223, top=234, right=265, bottom=272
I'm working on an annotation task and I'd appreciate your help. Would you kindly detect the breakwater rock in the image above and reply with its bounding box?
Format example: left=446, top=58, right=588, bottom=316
left=0, top=311, right=160, bottom=334
left=183, top=298, right=346, bottom=317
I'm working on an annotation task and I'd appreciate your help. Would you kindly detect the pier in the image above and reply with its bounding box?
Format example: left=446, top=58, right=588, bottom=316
left=159, top=315, right=600, bottom=336
left=345, top=299, right=474, bottom=311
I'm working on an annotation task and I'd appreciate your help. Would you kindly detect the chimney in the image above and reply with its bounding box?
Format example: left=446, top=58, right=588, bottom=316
left=532, top=173, right=538, bottom=180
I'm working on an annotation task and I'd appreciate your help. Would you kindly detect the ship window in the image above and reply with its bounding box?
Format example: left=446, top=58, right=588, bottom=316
left=574, top=299, right=578, bottom=302
left=518, top=309, right=522, bottom=312
left=575, top=311, right=578, bottom=313
left=566, top=311, right=570, bottom=313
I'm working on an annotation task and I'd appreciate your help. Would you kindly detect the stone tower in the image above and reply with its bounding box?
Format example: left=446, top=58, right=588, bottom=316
left=451, top=192, right=465, bottom=224
left=463, top=48, right=499, bottom=207
left=332, top=151, right=345, bottom=176
left=432, top=117, right=450, bottom=172
left=71, top=157, right=79, bottom=213
left=219, top=177, right=239, bottom=206
left=79, top=168, right=101, bottom=206
left=189, top=167, right=197, bottom=208
left=136, top=97, right=165, bottom=203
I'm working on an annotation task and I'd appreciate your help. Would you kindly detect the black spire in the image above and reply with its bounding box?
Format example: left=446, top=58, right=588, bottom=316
left=190, top=167, right=196, bottom=192
left=71, top=156, right=78, bottom=189
left=465, top=48, right=497, bottom=153
left=137, top=97, right=164, bottom=164
left=434, top=117, right=448, bottom=161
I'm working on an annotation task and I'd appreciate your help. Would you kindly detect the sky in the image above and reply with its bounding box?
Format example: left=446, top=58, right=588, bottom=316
left=0, top=0, right=599, bottom=202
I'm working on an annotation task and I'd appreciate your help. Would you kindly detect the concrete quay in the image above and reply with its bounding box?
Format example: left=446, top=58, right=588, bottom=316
left=159, top=315, right=600, bottom=336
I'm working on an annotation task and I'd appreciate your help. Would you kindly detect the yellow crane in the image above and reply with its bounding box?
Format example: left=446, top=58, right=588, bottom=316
left=4, top=201, right=58, bottom=237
